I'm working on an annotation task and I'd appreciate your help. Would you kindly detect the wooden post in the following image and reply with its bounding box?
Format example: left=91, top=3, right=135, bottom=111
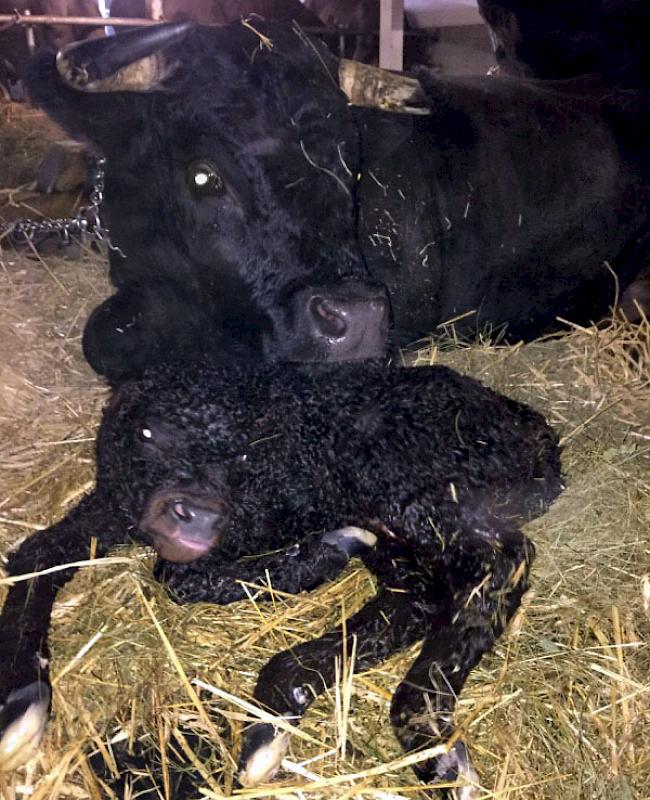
left=379, top=0, right=404, bottom=71
left=24, top=9, right=36, bottom=54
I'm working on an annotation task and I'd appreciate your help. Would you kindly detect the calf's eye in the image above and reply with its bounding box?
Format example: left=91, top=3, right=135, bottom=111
left=134, top=426, right=154, bottom=444
left=188, top=161, right=223, bottom=196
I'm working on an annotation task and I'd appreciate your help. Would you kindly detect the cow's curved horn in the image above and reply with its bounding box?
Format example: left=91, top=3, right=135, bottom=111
left=339, top=59, right=431, bottom=115
left=56, top=21, right=194, bottom=92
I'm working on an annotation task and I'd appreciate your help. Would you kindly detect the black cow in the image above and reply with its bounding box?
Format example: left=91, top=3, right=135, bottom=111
left=26, top=22, right=650, bottom=382
left=477, top=0, right=650, bottom=87
left=0, top=358, right=563, bottom=796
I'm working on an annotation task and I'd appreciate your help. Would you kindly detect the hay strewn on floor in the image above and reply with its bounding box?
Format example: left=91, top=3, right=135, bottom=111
left=0, top=238, right=648, bottom=800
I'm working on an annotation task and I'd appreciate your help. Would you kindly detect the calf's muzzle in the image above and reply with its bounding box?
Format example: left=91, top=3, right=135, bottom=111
left=139, top=487, right=228, bottom=563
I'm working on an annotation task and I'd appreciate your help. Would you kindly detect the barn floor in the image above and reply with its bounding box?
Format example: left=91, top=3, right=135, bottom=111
left=0, top=103, right=649, bottom=800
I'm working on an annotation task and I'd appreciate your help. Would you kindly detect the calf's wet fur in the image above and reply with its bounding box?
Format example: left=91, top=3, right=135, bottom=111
left=0, top=359, right=562, bottom=796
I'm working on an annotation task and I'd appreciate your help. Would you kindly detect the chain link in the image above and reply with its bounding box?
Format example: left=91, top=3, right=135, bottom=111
left=0, top=158, right=125, bottom=255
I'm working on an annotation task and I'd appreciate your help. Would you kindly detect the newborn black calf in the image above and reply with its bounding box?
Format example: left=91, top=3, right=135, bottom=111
left=0, top=360, right=562, bottom=795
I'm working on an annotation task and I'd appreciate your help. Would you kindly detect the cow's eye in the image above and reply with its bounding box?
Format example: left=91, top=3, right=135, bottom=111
left=137, top=426, right=154, bottom=443
left=188, top=161, right=223, bottom=196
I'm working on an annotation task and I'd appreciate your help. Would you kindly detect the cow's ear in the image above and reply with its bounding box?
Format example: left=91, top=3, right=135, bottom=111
left=25, top=51, right=142, bottom=153
left=351, top=107, right=413, bottom=166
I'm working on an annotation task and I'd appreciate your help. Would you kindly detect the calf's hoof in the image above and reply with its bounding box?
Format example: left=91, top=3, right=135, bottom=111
left=321, top=526, right=377, bottom=558
left=0, top=682, right=51, bottom=772
left=435, top=742, right=480, bottom=800
left=238, top=721, right=291, bottom=787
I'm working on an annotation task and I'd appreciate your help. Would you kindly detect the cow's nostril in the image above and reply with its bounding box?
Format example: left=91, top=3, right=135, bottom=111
left=172, top=501, right=195, bottom=524
left=310, top=297, right=348, bottom=339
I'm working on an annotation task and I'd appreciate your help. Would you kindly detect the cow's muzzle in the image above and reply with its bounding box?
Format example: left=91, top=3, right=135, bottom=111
left=288, top=282, right=390, bottom=362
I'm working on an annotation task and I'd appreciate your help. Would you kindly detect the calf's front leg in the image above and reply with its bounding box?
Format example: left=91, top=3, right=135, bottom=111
left=0, top=492, right=128, bottom=772
left=155, top=526, right=377, bottom=605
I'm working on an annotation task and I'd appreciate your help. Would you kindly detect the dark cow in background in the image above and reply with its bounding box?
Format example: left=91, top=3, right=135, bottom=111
left=478, top=0, right=650, bottom=87
left=305, top=0, right=377, bottom=35
left=475, top=0, right=650, bottom=320
left=26, top=22, right=650, bottom=383
left=0, top=0, right=102, bottom=99
left=0, top=358, right=563, bottom=796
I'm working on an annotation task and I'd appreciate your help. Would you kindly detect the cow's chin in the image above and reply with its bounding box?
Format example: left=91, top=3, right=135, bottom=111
left=152, top=533, right=218, bottom=563
left=318, top=327, right=388, bottom=362
left=265, top=331, right=387, bottom=363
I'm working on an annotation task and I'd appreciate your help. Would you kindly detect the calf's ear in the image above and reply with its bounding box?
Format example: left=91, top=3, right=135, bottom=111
left=351, top=107, right=413, bottom=167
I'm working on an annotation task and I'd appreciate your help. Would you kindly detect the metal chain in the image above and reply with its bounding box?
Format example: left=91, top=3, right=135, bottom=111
left=0, top=158, right=125, bottom=255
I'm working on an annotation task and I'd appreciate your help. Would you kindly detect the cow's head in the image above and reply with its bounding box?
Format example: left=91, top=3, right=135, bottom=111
left=27, top=22, right=424, bottom=364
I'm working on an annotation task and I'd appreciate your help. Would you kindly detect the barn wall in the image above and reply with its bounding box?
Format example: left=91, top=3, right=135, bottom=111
left=427, top=23, right=495, bottom=75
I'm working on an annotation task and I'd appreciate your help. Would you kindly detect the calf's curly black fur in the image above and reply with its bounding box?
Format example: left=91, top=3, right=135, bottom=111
left=0, top=360, right=562, bottom=796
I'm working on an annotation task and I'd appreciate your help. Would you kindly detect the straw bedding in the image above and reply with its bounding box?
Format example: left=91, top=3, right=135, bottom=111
left=0, top=104, right=648, bottom=800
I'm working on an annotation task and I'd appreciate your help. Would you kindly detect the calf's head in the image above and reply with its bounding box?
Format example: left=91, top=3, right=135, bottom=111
left=100, top=401, right=238, bottom=562
left=100, top=372, right=276, bottom=563
left=25, top=22, right=428, bottom=362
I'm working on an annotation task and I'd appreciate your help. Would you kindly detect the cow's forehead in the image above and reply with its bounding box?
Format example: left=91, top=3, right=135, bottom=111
left=166, top=22, right=342, bottom=105
left=151, top=25, right=353, bottom=153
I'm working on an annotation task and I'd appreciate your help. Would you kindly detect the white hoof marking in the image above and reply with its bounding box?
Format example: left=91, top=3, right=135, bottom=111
left=0, top=684, right=50, bottom=773
left=322, top=526, right=377, bottom=550
left=339, top=526, right=377, bottom=547
left=449, top=742, right=481, bottom=800
left=239, top=729, right=290, bottom=787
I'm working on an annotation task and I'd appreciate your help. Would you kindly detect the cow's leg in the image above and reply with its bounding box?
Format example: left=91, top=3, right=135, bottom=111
left=82, top=286, right=155, bottom=381
left=82, top=283, right=214, bottom=382
left=237, top=587, right=423, bottom=787
left=0, top=492, right=126, bottom=772
left=155, top=527, right=378, bottom=605
left=389, top=529, right=534, bottom=799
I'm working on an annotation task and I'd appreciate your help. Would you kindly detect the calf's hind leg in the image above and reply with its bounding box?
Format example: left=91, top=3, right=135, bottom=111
left=239, top=523, right=534, bottom=795
left=390, top=529, right=534, bottom=798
